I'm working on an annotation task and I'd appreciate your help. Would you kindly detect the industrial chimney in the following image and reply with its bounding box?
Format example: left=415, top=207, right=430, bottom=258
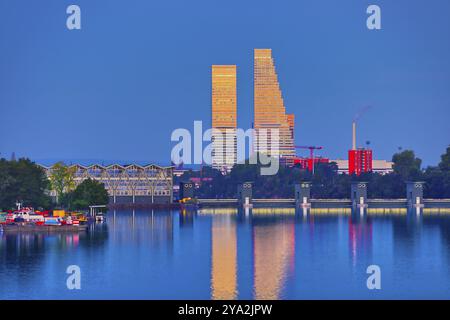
left=352, top=121, right=356, bottom=150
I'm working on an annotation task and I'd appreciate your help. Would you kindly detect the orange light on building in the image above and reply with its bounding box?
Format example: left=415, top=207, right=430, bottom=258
left=287, top=114, right=295, bottom=141
left=253, top=49, right=295, bottom=166
left=211, top=65, right=237, bottom=172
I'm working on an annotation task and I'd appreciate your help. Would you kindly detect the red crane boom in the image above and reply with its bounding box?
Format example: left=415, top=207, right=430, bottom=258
left=295, top=146, right=323, bottom=159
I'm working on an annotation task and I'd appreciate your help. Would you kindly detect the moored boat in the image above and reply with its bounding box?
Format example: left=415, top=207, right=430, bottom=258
left=0, top=212, right=6, bottom=224
left=0, top=205, right=90, bottom=233
left=95, top=212, right=105, bottom=222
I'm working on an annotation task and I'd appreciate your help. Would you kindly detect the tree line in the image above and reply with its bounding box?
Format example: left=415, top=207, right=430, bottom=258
left=177, top=146, right=450, bottom=199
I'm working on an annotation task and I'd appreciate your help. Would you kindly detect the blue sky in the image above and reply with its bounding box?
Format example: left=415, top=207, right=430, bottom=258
left=0, top=0, right=449, bottom=166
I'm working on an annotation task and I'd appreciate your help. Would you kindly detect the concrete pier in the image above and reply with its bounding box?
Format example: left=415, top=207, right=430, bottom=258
left=295, top=182, right=311, bottom=209
left=406, top=181, right=425, bottom=209
left=180, top=182, right=195, bottom=199
left=237, top=182, right=253, bottom=208
left=351, top=182, right=368, bottom=210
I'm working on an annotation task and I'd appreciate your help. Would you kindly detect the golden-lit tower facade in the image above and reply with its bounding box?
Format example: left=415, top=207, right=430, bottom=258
left=211, top=65, right=237, bottom=172
left=253, top=49, right=295, bottom=166
left=287, top=113, right=295, bottom=142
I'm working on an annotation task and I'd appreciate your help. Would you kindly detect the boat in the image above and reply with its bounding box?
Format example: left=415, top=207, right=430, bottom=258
left=95, top=212, right=105, bottom=222
left=0, top=204, right=90, bottom=233
left=0, top=212, right=6, bottom=225
left=179, top=197, right=199, bottom=210
left=6, top=208, right=43, bottom=222
left=44, top=216, right=62, bottom=225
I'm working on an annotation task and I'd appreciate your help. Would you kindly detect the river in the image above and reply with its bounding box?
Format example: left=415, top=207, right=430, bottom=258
left=1, top=209, right=450, bottom=299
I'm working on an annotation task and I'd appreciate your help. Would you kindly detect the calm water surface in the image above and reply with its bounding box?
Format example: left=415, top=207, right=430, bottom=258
left=1, top=209, right=450, bottom=299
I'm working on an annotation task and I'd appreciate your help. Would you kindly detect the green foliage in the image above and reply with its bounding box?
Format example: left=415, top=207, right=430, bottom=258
left=422, top=147, right=450, bottom=198
left=67, top=178, right=109, bottom=210
left=392, top=150, right=422, bottom=180
left=423, top=167, right=450, bottom=198
left=439, top=146, right=450, bottom=172
left=0, top=158, right=51, bottom=210
left=48, top=162, right=76, bottom=204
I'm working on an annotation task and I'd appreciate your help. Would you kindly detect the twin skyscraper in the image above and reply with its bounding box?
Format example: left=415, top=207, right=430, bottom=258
left=211, top=49, right=295, bottom=172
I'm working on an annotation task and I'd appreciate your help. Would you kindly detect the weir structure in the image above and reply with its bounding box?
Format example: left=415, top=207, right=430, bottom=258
left=192, top=181, right=450, bottom=214
left=295, top=182, right=311, bottom=208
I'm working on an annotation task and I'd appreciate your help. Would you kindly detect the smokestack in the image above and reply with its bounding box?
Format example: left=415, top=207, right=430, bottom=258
left=352, top=121, right=356, bottom=150
left=352, top=105, right=372, bottom=150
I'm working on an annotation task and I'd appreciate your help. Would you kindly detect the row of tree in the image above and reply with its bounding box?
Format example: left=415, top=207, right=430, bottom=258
left=177, top=147, right=450, bottom=199
left=1, top=146, right=448, bottom=209
left=0, top=159, right=109, bottom=211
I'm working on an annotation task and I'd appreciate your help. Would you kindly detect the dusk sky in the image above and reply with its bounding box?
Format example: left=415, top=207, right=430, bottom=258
left=1, top=0, right=449, bottom=166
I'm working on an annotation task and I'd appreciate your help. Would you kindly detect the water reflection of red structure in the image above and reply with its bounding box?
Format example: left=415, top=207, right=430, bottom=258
left=63, top=234, right=79, bottom=248
left=348, top=218, right=372, bottom=265
left=253, top=221, right=295, bottom=300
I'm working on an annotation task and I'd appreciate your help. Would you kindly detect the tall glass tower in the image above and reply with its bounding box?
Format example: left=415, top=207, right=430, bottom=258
left=211, top=65, right=237, bottom=172
left=253, top=49, right=295, bottom=166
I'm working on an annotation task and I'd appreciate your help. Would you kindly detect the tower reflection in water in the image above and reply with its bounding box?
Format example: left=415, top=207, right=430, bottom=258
left=252, top=215, right=295, bottom=300
left=211, top=214, right=237, bottom=299
left=208, top=209, right=295, bottom=300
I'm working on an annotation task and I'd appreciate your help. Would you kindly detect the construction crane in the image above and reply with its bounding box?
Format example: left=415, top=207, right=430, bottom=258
left=294, top=146, right=324, bottom=174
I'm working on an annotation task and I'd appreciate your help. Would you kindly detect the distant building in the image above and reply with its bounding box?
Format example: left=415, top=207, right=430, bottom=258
left=40, top=164, right=173, bottom=204
left=348, top=148, right=372, bottom=175
left=211, top=65, right=237, bottom=173
left=331, top=159, right=350, bottom=174
left=173, top=176, right=212, bottom=201
left=189, top=177, right=213, bottom=187
left=173, top=168, right=189, bottom=178
left=371, top=160, right=394, bottom=175
left=293, top=157, right=329, bottom=171
left=331, top=158, right=393, bottom=175
left=253, top=49, right=295, bottom=166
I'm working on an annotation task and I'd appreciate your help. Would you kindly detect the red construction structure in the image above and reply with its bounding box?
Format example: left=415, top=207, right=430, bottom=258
left=293, top=157, right=330, bottom=171
left=294, top=146, right=324, bottom=174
